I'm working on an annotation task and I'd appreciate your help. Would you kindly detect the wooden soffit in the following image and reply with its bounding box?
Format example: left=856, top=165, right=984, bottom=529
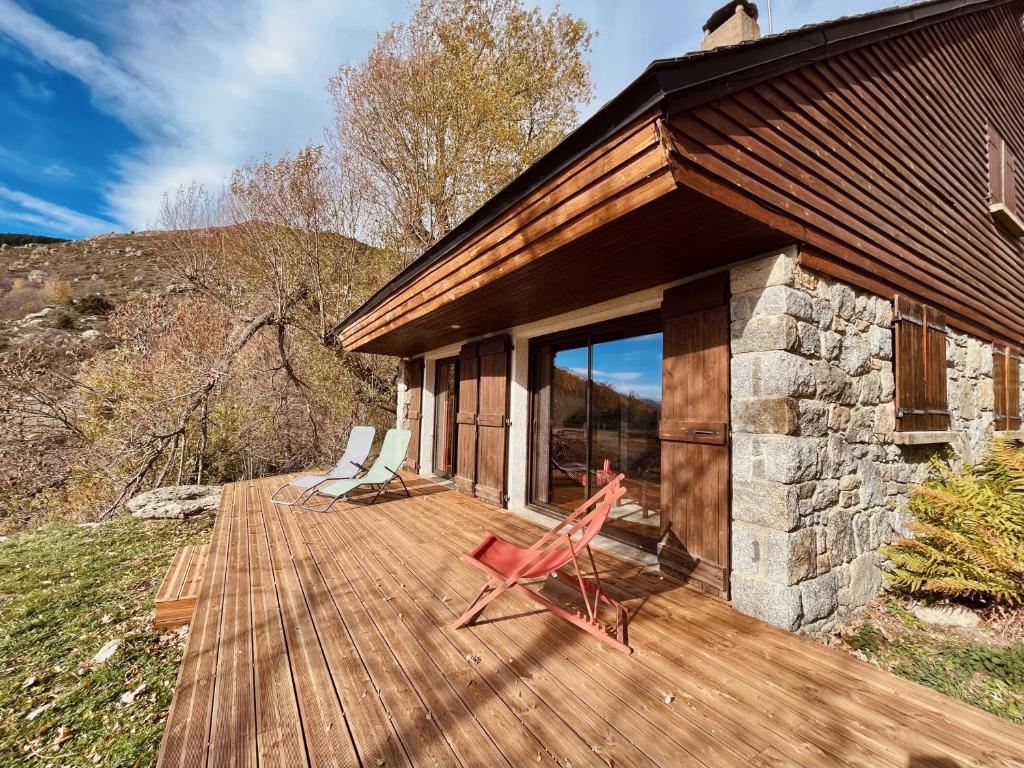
left=339, top=113, right=787, bottom=356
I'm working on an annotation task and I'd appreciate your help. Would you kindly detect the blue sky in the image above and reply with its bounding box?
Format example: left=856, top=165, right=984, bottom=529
left=556, top=332, right=663, bottom=401
left=0, top=0, right=909, bottom=239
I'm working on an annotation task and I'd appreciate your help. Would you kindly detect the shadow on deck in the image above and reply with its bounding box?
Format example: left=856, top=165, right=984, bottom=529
left=156, top=473, right=1024, bottom=768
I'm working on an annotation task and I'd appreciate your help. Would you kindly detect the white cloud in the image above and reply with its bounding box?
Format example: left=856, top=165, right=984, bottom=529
left=0, top=0, right=904, bottom=234
left=12, top=71, right=54, bottom=102
left=41, top=164, right=73, bottom=177
left=0, top=0, right=400, bottom=230
left=0, top=185, right=117, bottom=236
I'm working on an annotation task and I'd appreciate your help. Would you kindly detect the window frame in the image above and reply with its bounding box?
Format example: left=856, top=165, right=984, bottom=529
left=527, top=309, right=663, bottom=552
left=993, top=344, right=1023, bottom=432
left=893, top=295, right=950, bottom=434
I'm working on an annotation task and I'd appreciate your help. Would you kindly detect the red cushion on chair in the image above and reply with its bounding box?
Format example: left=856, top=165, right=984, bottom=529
left=470, top=534, right=566, bottom=580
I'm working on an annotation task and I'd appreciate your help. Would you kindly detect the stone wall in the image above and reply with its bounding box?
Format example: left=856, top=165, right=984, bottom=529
left=728, top=249, right=995, bottom=633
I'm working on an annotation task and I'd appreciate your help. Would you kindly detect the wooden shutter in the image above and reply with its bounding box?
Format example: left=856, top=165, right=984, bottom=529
left=474, top=335, right=511, bottom=506
left=989, top=125, right=1019, bottom=216
left=1007, top=148, right=1018, bottom=216
left=894, top=296, right=949, bottom=432
left=659, top=273, right=731, bottom=597
left=453, top=342, right=479, bottom=496
left=994, top=345, right=1023, bottom=432
left=990, top=127, right=1006, bottom=207
left=402, top=358, right=424, bottom=472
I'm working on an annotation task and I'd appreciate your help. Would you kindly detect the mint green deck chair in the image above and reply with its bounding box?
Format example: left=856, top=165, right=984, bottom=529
left=302, top=428, right=413, bottom=511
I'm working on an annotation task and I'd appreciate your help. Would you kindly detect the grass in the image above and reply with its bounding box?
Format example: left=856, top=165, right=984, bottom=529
left=0, top=516, right=212, bottom=767
left=836, top=598, right=1024, bottom=723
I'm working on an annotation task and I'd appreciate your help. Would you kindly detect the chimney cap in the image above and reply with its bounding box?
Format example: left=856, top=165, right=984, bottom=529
left=702, top=1, right=759, bottom=35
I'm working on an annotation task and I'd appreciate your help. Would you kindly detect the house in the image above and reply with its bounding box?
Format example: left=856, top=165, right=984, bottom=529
left=332, top=0, right=1024, bottom=634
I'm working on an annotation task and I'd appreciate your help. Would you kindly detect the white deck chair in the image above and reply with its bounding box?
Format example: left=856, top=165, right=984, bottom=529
left=302, top=429, right=412, bottom=511
left=269, top=426, right=376, bottom=506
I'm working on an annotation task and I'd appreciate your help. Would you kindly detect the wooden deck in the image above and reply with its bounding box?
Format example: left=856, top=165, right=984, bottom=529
left=157, top=473, right=1024, bottom=768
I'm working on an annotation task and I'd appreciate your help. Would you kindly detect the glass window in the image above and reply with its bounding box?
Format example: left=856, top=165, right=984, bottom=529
left=531, top=315, right=662, bottom=547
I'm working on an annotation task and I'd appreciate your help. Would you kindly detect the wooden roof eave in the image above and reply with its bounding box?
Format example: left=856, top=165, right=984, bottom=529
left=338, top=111, right=685, bottom=354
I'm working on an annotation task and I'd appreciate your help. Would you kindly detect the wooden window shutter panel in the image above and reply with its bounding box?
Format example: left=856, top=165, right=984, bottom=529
left=453, top=342, right=480, bottom=496
left=994, top=345, right=1008, bottom=431
left=1009, top=349, right=1022, bottom=431
left=403, top=358, right=424, bottom=471
left=923, top=306, right=949, bottom=432
left=894, top=295, right=949, bottom=432
left=474, top=335, right=511, bottom=507
left=989, top=127, right=1005, bottom=207
left=996, top=345, right=1022, bottom=431
left=1006, top=148, right=1018, bottom=216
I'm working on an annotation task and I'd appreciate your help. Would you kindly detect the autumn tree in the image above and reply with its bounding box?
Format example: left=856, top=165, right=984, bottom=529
left=331, top=0, right=593, bottom=258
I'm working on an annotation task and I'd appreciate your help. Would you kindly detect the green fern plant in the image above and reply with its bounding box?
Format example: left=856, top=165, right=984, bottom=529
left=883, top=440, right=1024, bottom=605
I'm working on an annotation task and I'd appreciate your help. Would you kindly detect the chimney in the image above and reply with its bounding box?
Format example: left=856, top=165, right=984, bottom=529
left=701, top=1, right=761, bottom=51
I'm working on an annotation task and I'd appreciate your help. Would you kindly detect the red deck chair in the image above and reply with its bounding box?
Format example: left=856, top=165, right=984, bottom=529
left=451, top=475, right=633, bottom=654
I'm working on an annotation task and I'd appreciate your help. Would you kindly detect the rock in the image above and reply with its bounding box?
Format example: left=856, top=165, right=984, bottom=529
left=801, top=570, right=840, bottom=623
left=128, top=485, right=222, bottom=519
left=80, top=329, right=101, bottom=340
left=732, top=480, right=800, bottom=532
left=20, top=307, right=55, bottom=324
left=732, top=397, right=798, bottom=434
left=91, top=639, right=121, bottom=665
left=27, top=269, right=47, bottom=284
left=912, top=603, right=980, bottom=628
left=843, top=552, right=883, bottom=607
left=731, top=573, right=803, bottom=631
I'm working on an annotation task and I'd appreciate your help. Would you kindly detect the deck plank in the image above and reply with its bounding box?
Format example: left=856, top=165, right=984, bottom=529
left=157, top=474, right=1024, bottom=768
left=249, top=484, right=309, bottom=768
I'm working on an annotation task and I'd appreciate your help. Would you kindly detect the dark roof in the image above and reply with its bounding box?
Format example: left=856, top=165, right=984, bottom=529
left=333, top=0, right=1007, bottom=341
left=703, top=1, right=759, bottom=34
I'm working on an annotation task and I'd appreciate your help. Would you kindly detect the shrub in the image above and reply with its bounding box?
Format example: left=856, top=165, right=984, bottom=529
left=75, top=293, right=115, bottom=316
left=49, top=311, right=77, bottom=330
left=883, top=440, right=1024, bottom=605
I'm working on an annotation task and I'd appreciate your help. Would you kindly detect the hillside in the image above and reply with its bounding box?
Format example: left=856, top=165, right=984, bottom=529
left=0, top=232, right=173, bottom=363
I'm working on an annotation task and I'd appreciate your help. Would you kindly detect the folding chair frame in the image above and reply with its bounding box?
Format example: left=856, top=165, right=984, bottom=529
left=302, top=463, right=410, bottom=512
left=452, top=477, right=632, bottom=654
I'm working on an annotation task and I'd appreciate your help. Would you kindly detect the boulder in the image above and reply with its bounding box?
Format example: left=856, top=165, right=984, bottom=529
left=912, top=603, right=980, bottom=629
left=128, top=485, right=222, bottom=519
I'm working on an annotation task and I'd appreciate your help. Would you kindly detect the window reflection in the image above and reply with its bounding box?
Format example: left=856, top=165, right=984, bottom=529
left=591, top=334, right=662, bottom=539
left=535, top=323, right=662, bottom=545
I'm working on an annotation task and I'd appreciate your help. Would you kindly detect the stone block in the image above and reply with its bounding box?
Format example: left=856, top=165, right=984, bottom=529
left=822, top=433, right=856, bottom=478
left=842, top=552, right=884, bottom=609
left=856, top=371, right=883, bottom=405
left=733, top=397, right=798, bottom=434
left=831, top=283, right=856, bottom=320
left=812, top=481, right=839, bottom=511
left=730, top=253, right=797, bottom=295
left=731, top=315, right=798, bottom=354
left=730, top=520, right=763, bottom=576
left=820, top=331, right=842, bottom=361
left=845, top=407, right=875, bottom=444
left=798, top=400, right=828, bottom=437
left=858, top=461, right=886, bottom=507
left=814, top=361, right=853, bottom=403
left=753, top=285, right=815, bottom=321
left=874, top=403, right=896, bottom=435
left=759, top=436, right=822, bottom=483
left=811, top=297, right=834, bottom=330
left=733, top=479, right=800, bottom=531
left=796, top=322, right=820, bottom=356
left=749, top=352, right=816, bottom=398
left=839, top=334, right=872, bottom=376
left=867, top=325, right=893, bottom=360
left=800, top=570, right=840, bottom=623
left=827, top=508, right=857, bottom=564
left=730, top=573, right=803, bottom=631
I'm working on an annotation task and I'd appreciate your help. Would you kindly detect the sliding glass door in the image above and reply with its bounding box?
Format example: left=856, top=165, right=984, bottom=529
left=530, top=313, right=663, bottom=548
